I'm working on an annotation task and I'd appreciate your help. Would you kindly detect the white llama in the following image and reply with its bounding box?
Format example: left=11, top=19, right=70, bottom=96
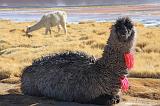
left=26, top=11, right=67, bottom=35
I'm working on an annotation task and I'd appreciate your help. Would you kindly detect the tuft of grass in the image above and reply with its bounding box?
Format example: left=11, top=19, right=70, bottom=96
left=0, top=77, right=20, bottom=84
left=127, top=78, right=160, bottom=100
left=79, top=36, right=89, bottom=40
left=129, top=71, right=160, bottom=79
left=91, top=43, right=105, bottom=50
left=136, top=42, right=147, bottom=50
left=0, top=70, right=12, bottom=80
left=85, top=40, right=96, bottom=45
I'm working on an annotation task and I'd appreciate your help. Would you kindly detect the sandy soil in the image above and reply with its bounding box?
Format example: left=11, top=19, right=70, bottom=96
left=0, top=78, right=160, bottom=106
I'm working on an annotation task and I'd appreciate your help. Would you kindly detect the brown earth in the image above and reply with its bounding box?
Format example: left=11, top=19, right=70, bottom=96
left=0, top=78, right=160, bottom=106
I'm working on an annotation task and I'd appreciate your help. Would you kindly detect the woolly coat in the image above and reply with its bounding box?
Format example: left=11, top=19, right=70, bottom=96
left=21, top=17, right=136, bottom=104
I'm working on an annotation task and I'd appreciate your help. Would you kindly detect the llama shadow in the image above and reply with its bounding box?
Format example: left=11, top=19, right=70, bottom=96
left=0, top=94, right=101, bottom=106
left=54, top=33, right=64, bottom=37
left=22, top=33, right=33, bottom=38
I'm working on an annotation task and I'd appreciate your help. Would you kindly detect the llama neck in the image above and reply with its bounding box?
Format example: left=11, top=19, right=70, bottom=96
left=95, top=27, right=135, bottom=75
left=29, top=17, right=45, bottom=33
left=96, top=45, right=129, bottom=75
left=93, top=45, right=127, bottom=95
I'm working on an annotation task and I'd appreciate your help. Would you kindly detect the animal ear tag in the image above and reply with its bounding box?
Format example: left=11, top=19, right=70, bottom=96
left=124, top=53, right=134, bottom=70
left=120, top=76, right=129, bottom=92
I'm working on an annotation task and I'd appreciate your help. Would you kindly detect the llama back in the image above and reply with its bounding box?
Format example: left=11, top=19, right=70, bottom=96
left=32, top=51, right=95, bottom=66
left=21, top=51, right=101, bottom=102
left=54, top=11, right=67, bottom=23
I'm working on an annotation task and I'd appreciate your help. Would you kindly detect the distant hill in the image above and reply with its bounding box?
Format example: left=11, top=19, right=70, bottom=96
left=0, top=0, right=160, bottom=8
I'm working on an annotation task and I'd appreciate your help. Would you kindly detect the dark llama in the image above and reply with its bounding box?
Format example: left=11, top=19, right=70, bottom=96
left=21, top=17, right=136, bottom=105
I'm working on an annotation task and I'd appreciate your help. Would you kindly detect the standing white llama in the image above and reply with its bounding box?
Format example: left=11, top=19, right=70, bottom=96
left=26, top=11, right=67, bottom=35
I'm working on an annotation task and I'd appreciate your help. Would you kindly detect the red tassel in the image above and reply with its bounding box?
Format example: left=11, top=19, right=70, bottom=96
left=124, top=53, right=134, bottom=70
left=120, top=76, right=129, bottom=92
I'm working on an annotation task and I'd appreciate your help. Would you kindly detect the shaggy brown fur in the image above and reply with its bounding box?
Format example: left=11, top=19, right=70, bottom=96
left=21, top=17, right=136, bottom=105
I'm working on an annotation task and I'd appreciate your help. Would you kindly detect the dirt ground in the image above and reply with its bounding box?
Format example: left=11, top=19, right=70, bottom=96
left=0, top=78, right=160, bottom=106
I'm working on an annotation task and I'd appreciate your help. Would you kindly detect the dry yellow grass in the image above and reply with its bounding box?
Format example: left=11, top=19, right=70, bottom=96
left=127, top=78, right=160, bottom=100
left=0, top=20, right=160, bottom=80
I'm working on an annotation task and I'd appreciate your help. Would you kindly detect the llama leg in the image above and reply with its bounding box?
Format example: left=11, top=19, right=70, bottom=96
left=45, top=27, right=51, bottom=35
left=45, top=28, right=49, bottom=35
left=88, top=94, right=120, bottom=105
left=21, top=67, right=42, bottom=96
left=49, top=28, right=51, bottom=35
left=57, top=25, right=61, bottom=33
left=21, top=79, right=41, bottom=96
left=45, top=23, right=51, bottom=35
left=111, top=95, right=120, bottom=104
left=60, top=22, right=67, bottom=35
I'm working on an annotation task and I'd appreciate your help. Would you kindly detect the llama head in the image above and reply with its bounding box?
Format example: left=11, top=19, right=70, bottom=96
left=108, top=17, right=136, bottom=52
left=26, top=27, right=32, bottom=34
left=114, top=17, right=134, bottom=42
